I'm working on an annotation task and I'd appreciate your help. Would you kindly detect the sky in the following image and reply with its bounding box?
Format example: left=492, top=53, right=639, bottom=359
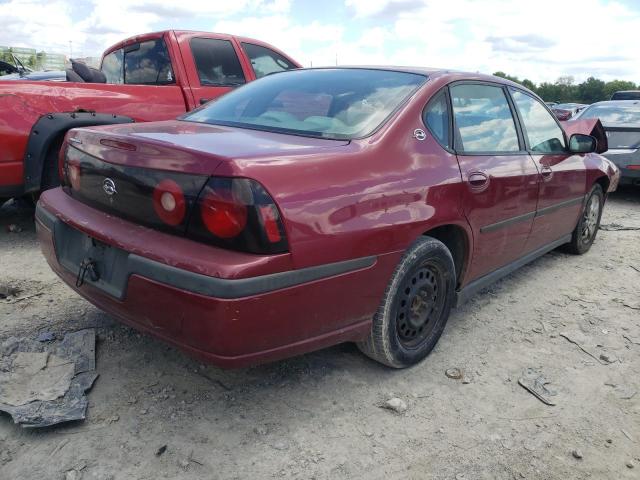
left=0, top=0, right=639, bottom=84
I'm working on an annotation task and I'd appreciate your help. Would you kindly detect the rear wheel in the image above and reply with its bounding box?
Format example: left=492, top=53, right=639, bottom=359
left=358, top=236, right=456, bottom=368
left=565, top=184, right=604, bottom=255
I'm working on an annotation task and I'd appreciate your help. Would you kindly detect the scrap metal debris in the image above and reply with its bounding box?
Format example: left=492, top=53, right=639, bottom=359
left=518, top=369, right=557, bottom=406
left=0, top=329, right=97, bottom=428
left=380, top=397, right=408, bottom=414
left=599, top=223, right=640, bottom=231
left=0, top=284, right=20, bottom=300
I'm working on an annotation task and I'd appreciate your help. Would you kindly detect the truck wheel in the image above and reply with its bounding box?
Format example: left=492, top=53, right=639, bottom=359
left=40, top=137, right=64, bottom=191
left=357, top=236, right=456, bottom=368
left=565, top=184, right=604, bottom=255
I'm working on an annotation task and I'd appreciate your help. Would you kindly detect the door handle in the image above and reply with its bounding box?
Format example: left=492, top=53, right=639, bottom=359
left=540, top=165, right=553, bottom=181
left=467, top=171, right=489, bottom=190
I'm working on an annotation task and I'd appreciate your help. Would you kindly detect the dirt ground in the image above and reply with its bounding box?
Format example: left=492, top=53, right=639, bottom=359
left=1, top=188, right=639, bottom=480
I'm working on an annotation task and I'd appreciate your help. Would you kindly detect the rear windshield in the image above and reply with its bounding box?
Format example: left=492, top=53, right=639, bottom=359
left=183, top=69, right=427, bottom=140
left=579, top=103, right=640, bottom=126
left=611, top=91, right=640, bottom=100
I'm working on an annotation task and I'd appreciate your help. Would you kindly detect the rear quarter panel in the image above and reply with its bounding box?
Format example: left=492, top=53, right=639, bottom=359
left=213, top=79, right=470, bottom=273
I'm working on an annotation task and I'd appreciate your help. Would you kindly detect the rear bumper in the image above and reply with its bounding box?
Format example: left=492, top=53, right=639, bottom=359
left=603, top=152, right=640, bottom=184
left=619, top=168, right=640, bottom=185
left=36, top=188, right=396, bottom=367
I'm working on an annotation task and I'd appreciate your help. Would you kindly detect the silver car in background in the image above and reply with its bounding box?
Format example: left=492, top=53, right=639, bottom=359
left=576, top=100, right=640, bottom=186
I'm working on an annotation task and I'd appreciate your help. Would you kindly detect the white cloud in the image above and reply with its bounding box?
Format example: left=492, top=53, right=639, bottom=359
left=0, top=0, right=638, bottom=83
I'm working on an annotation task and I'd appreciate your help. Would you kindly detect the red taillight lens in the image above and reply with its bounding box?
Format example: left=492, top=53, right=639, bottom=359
left=200, top=188, right=247, bottom=238
left=153, top=179, right=186, bottom=226
left=188, top=177, right=288, bottom=254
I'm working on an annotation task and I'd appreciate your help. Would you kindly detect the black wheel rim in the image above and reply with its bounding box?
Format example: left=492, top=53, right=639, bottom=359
left=396, top=263, right=446, bottom=349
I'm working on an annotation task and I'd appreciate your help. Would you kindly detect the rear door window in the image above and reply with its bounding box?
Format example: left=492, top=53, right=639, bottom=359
left=510, top=89, right=566, bottom=153
left=123, top=39, right=174, bottom=85
left=241, top=43, right=296, bottom=79
left=190, top=38, right=246, bottom=87
left=450, top=84, right=520, bottom=153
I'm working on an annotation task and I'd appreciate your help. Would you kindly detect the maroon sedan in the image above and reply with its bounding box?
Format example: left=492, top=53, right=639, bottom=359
left=36, top=67, right=619, bottom=368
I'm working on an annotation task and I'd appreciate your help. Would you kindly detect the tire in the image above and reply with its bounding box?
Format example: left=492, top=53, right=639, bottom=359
left=565, top=184, right=604, bottom=255
left=40, top=137, right=64, bottom=191
left=358, top=236, right=456, bottom=368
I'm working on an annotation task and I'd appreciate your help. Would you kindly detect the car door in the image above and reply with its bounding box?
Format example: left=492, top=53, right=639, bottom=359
left=450, top=83, right=540, bottom=282
left=508, top=88, right=586, bottom=253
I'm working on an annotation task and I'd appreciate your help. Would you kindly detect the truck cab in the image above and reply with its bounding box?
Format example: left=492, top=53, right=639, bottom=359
left=0, top=30, right=300, bottom=201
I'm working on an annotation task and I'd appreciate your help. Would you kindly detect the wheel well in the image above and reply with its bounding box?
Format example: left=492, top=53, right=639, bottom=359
left=594, top=176, right=609, bottom=194
left=423, top=225, right=468, bottom=288
left=22, top=112, right=134, bottom=193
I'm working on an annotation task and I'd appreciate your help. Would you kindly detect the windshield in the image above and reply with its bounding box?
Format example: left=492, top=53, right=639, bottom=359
left=579, top=102, right=640, bottom=126
left=184, top=68, right=427, bottom=140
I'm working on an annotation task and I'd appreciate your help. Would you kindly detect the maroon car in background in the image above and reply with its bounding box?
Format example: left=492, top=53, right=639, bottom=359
left=551, top=103, right=588, bottom=120
left=36, top=68, right=619, bottom=368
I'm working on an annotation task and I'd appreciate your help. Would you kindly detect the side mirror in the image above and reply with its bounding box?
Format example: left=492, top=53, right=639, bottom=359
left=569, top=133, right=596, bottom=154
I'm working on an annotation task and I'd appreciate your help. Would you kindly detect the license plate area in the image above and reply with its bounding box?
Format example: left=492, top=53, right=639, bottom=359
left=54, top=221, right=130, bottom=299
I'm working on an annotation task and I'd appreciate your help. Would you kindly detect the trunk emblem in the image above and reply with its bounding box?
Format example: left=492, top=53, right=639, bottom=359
left=102, top=178, right=117, bottom=196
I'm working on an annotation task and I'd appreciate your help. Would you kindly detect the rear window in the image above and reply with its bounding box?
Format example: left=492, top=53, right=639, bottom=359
left=184, top=68, right=426, bottom=140
left=611, top=91, right=640, bottom=100
left=190, top=38, right=245, bottom=87
left=579, top=103, right=640, bottom=126
left=241, top=42, right=296, bottom=79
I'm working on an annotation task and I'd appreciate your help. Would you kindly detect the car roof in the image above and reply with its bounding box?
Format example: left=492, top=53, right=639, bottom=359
left=298, top=65, right=526, bottom=88
left=585, top=100, right=640, bottom=107
left=102, top=30, right=270, bottom=56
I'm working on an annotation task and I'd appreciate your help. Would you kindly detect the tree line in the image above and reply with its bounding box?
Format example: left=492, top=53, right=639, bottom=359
left=493, top=71, right=637, bottom=104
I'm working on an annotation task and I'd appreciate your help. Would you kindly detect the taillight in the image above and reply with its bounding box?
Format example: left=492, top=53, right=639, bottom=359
left=188, top=177, right=288, bottom=254
left=200, top=188, right=248, bottom=238
left=153, top=179, right=186, bottom=226
left=63, top=145, right=83, bottom=190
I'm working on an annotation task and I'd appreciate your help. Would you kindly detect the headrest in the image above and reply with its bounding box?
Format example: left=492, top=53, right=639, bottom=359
left=71, top=60, right=94, bottom=82
left=65, top=68, right=85, bottom=83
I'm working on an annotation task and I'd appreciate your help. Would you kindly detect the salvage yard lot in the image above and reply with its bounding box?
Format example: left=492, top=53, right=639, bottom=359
left=1, top=189, right=639, bottom=480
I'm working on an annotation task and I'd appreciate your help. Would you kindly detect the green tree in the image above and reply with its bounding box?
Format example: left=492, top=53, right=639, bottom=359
left=536, top=82, right=563, bottom=103
left=604, top=79, right=637, bottom=100
left=493, top=71, right=521, bottom=83
left=521, top=79, right=536, bottom=91
left=578, top=77, right=606, bottom=104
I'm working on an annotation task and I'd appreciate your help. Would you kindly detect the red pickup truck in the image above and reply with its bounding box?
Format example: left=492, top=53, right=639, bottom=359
left=0, top=30, right=300, bottom=201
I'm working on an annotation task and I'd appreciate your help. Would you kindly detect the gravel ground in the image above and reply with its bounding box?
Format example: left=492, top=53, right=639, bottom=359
left=1, top=188, right=639, bottom=480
